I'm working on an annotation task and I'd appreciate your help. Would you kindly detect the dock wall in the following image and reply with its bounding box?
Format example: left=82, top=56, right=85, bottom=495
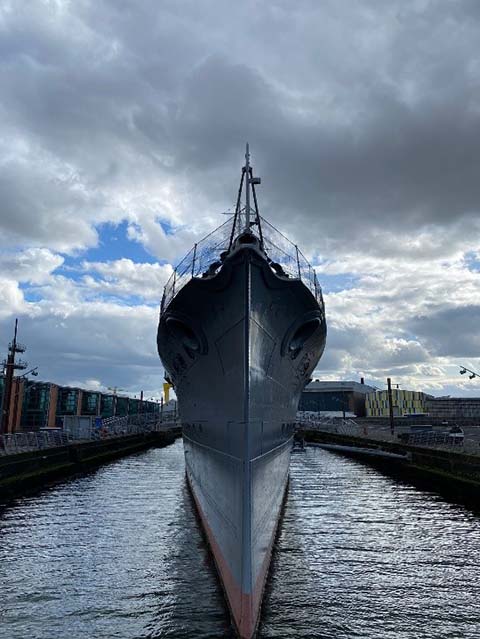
left=0, top=429, right=181, bottom=499
left=301, top=429, right=480, bottom=498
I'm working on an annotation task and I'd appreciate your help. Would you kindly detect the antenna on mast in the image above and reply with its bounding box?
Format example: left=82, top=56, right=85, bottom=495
left=244, top=143, right=251, bottom=232
left=229, top=144, right=263, bottom=250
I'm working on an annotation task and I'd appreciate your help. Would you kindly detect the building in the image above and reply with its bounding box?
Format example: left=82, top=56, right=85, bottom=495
left=299, top=380, right=377, bottom=417
left=365, top=389, right=430, bottom=417
left=0, top=376, right=163, bottom=433
left=426, top=397, right=480, bottom=424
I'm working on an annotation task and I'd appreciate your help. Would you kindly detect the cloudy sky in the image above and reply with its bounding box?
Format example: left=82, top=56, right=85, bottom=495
left=1, top=0, right=480, bottom=398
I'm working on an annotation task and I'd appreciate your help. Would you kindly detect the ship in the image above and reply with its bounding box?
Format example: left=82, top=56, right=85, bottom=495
left=157, top=146, right=326, bottom=638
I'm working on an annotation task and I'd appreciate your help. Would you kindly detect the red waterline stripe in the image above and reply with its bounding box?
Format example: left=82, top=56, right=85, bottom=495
left=187, top=472, right=289, bottom=638
left=187, top=473, right=249, bottom=635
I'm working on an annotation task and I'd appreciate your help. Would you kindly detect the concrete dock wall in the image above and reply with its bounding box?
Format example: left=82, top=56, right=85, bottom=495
left=0, top=429, right=181, bottom=499
left=301, top=429, right=480, bottom=498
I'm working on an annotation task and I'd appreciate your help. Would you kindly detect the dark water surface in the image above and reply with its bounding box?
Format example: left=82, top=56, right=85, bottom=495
left=1, top=441, right=479, bottom=638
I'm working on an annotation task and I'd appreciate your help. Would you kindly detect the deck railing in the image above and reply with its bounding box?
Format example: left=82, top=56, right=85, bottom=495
left=161, top=215, right=323, bottom=313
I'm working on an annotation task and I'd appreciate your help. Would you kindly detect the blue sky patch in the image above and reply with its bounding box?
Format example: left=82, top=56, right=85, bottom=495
left=318, top=272, right=360, bottom=294
left=53, top=220, right=161, bottom=280
left=464, top=251, right=480, bottom=272
left=158, top=218, right=177, bottom=236
left=87, top=221, right=158, bottom=263
left=19, top=283, right=43, bottom=303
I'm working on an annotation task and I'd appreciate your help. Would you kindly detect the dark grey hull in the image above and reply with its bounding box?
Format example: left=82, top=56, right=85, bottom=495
left=158, top=244, right=326, bottom=637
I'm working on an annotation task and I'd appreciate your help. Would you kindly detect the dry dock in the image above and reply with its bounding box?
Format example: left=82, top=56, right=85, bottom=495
left=0, top=428, right=180, bottom=499
left=2, top=440, right=479, bottom=638
left=299, top=426, right=480, bottom=502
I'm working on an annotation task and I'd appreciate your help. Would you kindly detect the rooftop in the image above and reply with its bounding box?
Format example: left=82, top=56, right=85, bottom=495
left=304, top=380, right=377, bottom=394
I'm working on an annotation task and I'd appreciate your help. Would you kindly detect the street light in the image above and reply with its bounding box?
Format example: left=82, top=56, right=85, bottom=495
left=458, top=365, right=479, bottom=380
left=18, top=366, right=39, bottom=379
left=108, top=386, right=126, bottom=395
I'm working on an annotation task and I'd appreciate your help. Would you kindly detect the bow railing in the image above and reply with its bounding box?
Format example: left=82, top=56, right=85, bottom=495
left=161, top=215, right=322, bottom=313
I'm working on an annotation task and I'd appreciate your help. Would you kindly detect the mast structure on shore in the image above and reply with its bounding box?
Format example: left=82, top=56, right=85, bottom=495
left=1, top=319, right=28, bottom=434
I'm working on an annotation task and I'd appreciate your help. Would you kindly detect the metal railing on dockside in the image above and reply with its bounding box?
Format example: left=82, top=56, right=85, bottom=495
left=0, top=413, right=180, bottom=456
left=297, top=417, right=480, bottom=456
left=0, top=430, right=69, bottom=455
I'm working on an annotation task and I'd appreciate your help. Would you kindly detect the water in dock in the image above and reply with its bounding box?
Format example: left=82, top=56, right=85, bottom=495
left=1, top=440, right=479, bottom=638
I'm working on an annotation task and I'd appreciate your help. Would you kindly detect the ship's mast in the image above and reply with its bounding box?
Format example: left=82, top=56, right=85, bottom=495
left=229, top=144, right=263, bottom=250
left=244, top=143, right=251, bottom=232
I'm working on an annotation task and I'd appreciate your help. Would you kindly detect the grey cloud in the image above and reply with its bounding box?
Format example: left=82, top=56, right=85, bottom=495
left=408, top=305, right=480, bottom=357
left=314, top=324, right=430, bottom=378
left=2, top=0, right=480, bottom=394
left=0, top=159, right=101, bottom=251
left=169, top=59, right=480, bottom=258
left=0, top=305, right=162, bottom=392
left=0, top=248, right=63, bottom=283
left=2, top=0, right=480, bottom=257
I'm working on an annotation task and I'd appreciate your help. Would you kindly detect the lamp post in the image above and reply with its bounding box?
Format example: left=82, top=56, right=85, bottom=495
left=387, top=377, right=395, bottom=436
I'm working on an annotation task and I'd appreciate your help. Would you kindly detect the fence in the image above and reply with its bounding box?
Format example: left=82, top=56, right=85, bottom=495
left=161, top=214, right=323, bottom=313
left=298, top=418, right=366, bottom=438
left=297, top=419, right=480, bottom=455
left=0, top=431, right=69, bottom=456
left=0, top=413, right=181, bottom=456
left=63, top=413, right=179, bottom=440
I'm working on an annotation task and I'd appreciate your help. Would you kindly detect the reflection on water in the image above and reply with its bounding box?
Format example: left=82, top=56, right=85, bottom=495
left=0, top=441, right=479, bottom=638
left=261, top=448, right=480, bottom=638
left=0, top=443, right=231, bottom=639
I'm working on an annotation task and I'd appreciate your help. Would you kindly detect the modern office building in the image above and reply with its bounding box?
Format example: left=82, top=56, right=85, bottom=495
left=56, top=386, right=80, bottom=416
left=365, top=389, right=430, bottom=417
left=0, top=376, right=162, bottom=433
left=425, top=397, right=480, bottom=423
left=299, top=380, right=377, bottom=417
